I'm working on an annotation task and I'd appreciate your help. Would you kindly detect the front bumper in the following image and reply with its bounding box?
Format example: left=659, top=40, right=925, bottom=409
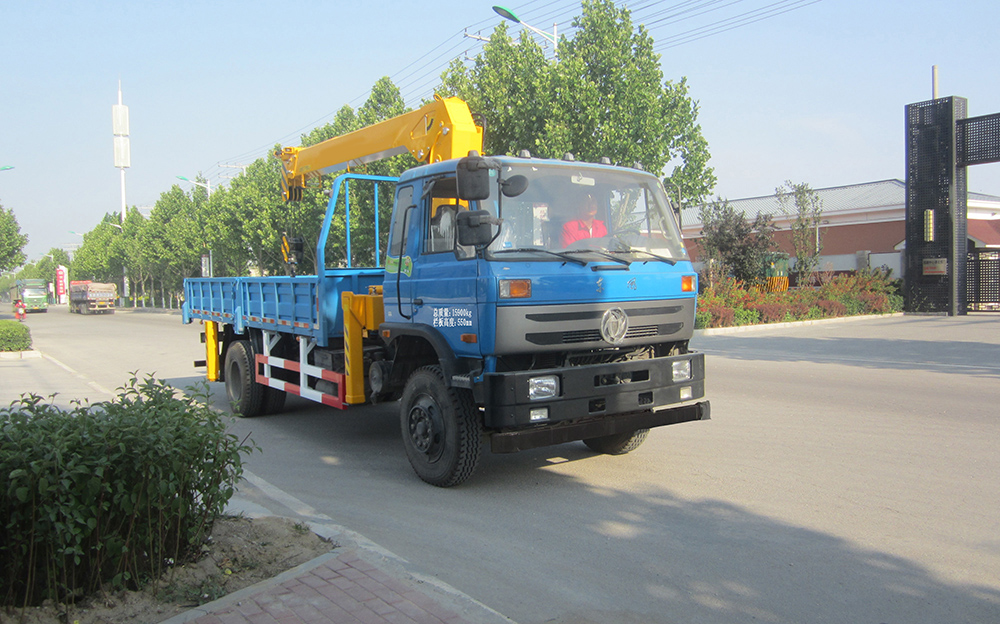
left=481, top=351, right=706, bottom=429
left=489, top=400, right=710, bottom=453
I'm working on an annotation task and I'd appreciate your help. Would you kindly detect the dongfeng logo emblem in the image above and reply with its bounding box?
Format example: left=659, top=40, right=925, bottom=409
left=601, top=307, right=629, bottom=344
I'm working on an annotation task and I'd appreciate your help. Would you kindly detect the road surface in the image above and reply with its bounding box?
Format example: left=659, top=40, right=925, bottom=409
left=3, top=306, right=999, bottom=623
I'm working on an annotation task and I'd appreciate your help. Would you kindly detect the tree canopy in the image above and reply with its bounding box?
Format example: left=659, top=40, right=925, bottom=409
left=776, top=180, right=824, bottom=283
left=439, top=0, right=715, bottom=208
left=697, top=198, right=775, bottom=287
left=0, top=202, right=28, bottom=273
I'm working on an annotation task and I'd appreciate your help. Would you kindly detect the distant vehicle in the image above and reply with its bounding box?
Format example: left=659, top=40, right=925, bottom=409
left=10, top=279, right=48, bottom=313
left=69, top=281, right=117, bottom=314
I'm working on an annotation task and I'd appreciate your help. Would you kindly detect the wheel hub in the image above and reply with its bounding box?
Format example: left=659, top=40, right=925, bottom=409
left=407, top=396, right=443, bottom=462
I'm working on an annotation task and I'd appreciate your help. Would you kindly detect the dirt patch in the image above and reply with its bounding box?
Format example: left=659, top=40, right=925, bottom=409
left=2, top=516, right=337, bottom=624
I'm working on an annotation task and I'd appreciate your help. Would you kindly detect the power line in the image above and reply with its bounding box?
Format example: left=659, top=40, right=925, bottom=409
left=206, top=0, right=822, bottom=181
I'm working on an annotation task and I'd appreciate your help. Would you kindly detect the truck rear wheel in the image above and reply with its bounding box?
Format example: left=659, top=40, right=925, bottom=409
left=262, top=387, right=286, bottom=414
left=400, top=366, right=481, bottom=487
left=225, top=340, right=264, bottom=417
left=583, top=428, right=650, bottom=455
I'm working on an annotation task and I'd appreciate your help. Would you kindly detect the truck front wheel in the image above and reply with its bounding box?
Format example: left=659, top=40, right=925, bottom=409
left=225, top=340, right=264, bottom=417
left=400, top=366, right=481, bottom=487
left=583, top=429, right=650, bottom=455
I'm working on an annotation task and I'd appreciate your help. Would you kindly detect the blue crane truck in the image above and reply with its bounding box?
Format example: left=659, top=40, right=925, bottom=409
left=183, top=97, right=709, bottom=486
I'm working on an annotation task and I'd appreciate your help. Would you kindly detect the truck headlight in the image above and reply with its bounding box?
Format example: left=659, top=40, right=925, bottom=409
left=528, top=375, right=559, bottom=400
left=672, top=359, right=692, bottom=382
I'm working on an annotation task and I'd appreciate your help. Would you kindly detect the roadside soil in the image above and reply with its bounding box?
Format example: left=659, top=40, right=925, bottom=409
left=2, top=516, right=336, bottom=624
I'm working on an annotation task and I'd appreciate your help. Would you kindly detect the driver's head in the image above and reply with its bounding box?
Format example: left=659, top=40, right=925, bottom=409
left=582, top=194, right=598, bottom=217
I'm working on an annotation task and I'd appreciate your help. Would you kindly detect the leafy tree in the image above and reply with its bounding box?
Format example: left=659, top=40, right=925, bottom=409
left=144, top=185, right=204, bottom=303
left=439, top=24, right=553, bottom=158
left=698, top=198, right=775, bottom=287
left=0, top=203, right=28, bottom=272
left=776, top=180, right=824, bottom=285
left=72, top=218, right=125, bottom=284
left=16, top=248, right=71, bottom=285
left=438, top=0, right=715, bottom=206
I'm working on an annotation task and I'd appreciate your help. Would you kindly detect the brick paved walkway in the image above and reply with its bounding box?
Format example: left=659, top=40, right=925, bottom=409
left=164, top=547, right=507, bottom=624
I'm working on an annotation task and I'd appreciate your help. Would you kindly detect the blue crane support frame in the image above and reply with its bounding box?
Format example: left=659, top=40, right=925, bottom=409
left=315, top=173, right=398, bottom=343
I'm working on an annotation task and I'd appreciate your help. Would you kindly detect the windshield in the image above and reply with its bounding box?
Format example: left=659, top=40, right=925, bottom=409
left=481, top=162, right=688, bottom=263
left=23, top=289, right=47, bottom=297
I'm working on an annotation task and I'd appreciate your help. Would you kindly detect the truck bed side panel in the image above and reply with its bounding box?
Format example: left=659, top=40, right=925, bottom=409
left=185, top=278, right=239, bottom=325
left=184, top=269, right=384, bottom=342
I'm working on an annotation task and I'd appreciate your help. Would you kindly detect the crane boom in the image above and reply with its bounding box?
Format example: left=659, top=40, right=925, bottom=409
left=276, top=95, right=483, bottom=201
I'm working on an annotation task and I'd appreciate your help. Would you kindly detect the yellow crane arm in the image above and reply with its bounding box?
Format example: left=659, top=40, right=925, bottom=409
left=276, top=95, right=484, bottom=201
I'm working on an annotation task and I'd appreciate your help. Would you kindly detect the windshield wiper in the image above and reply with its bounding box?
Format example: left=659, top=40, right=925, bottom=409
left=493, top=247, right=588, bottom=265
left=609, top=248, right=678, bottom=265
left=562, top=248, right=632, bottom=267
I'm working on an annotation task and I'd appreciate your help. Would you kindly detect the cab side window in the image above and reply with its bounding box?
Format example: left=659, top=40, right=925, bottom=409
left=423, top=178, right=474, bottom=258
left=388, top=185, right=414, bottom=258
left=426, top=201, right=461, bottom=254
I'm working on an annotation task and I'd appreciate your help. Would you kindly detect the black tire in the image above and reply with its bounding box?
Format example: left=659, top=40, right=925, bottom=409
left=400, top=366, right=481, bottom=487
left=224, top=341, right=264, bottom=417
left=262, top=386, right=287, bottom=414
left=583, top=428, right=650, bottom=455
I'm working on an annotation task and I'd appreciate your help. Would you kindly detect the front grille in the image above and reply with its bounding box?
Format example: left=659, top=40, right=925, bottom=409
left=527, top=323, right=671, bottom=346
left=563, top=329, right=601, bottom=343
left=625, top=325, right=659, bottom=339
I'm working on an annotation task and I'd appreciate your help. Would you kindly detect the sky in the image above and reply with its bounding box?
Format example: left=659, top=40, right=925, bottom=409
left=2, top=0, right=999, bottom=261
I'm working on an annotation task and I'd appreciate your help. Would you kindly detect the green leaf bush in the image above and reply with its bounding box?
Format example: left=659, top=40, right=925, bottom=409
left=0, top=320, right=31, bottom=352
left=696, top=269, right=903, bottom=329
left=0, top=376, right=257, bottom=607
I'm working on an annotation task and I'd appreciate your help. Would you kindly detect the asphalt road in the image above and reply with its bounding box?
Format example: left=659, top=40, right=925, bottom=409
left=4, top=306, right=999, bottom=623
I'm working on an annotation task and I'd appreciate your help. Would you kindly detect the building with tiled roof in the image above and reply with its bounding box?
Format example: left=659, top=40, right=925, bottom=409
left=680, top=179, right=1000, bottom=275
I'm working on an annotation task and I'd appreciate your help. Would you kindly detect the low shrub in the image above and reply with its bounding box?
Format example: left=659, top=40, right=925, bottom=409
left=695, top=307, right=711, bottom=330
left=817, top=300, right=848, bottom=317
left=749, top=303, right=790, bottom=324
left=733, top=307, right=760, bottom=326
left=696, top=268, right=903, bottom=329
left=700, top=303, right=735, bottom=328
left=0, top=376, right=257, bottom=607
left=0, top=320, right=31, bottom=352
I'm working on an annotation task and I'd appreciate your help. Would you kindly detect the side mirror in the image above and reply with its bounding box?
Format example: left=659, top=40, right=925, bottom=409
left=457, top=210, right=497, bottom=247
left=500, top=174, right=528, bottom=198
left=456, top=155, right=492, bottom=201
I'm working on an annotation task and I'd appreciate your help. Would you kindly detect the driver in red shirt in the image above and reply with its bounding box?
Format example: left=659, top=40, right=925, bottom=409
left=561, top=194, right=607, bottom=247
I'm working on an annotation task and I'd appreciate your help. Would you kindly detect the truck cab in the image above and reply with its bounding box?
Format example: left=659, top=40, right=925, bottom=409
left=375, top=154, right=707, bottom=482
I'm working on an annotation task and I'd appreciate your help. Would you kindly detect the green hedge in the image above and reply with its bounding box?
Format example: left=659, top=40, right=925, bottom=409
left=0, top=377, right=257, bottom=607
left=696, top=269, right=903, bottom=329
left=0, top=320, right=31, bottom=352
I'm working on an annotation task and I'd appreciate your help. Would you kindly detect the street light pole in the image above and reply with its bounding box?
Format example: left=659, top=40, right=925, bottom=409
left=177, top=176, right=214, bottom=278
left=492, top=5, right=558, bottom=57
left=177, top=175, right=211, bottom=196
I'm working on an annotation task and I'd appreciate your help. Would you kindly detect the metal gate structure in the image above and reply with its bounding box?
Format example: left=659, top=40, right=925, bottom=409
left=905, top=96, right=1000, bottom=314
left=968, top=248, right=1000, bottom=311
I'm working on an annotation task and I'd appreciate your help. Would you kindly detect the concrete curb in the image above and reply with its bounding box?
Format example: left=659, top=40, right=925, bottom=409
left=0, top=349, right=42, bottom=360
